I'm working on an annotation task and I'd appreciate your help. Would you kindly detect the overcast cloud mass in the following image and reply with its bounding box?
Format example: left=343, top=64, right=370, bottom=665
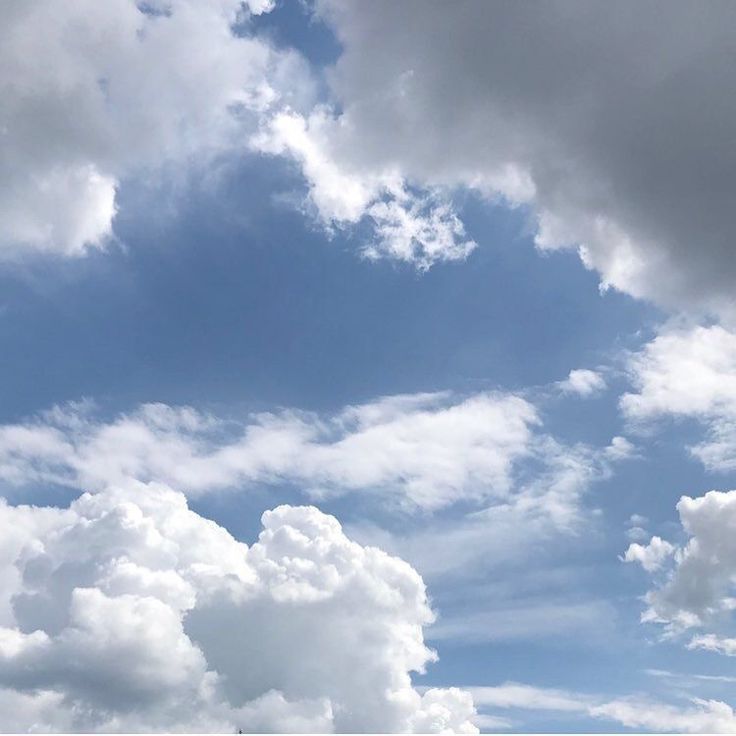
left=3, top=0, right=736, bottom=732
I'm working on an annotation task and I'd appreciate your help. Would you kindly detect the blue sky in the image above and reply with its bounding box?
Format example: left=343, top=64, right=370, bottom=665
left=3, top=1, right=736, bottom=733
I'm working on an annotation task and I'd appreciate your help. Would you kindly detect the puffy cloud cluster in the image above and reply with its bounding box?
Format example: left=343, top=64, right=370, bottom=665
left=0, top=0, right=308, bottom=257
left=625, top=490, right=736, bottom=640
left=557, top=369, right=607, bottom=398
left=622, top=325, right=736, bottom=421
left=622, top=324, right=736, bottom=470
left=287, top=0, right=736, bottom=313
left=623, top=536, right=675, bottom=572
left=0, top=482, right=477, bottom=732
left=0, top=392, right=540, bottom=511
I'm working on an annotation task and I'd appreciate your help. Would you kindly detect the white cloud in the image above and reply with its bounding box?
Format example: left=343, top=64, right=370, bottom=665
left=558, top=369, right=607, bottom=398
left=0, top=482, right=477, bottom=732
left=470, top=682, right=736, bottom=733
left=0, top=0, right=309, bottom=257
left=604, top=435, right=636, bottom=461
left=626, top=489, right=736, bottom=640
left=363, top=195, right=476, bottom=270
left=688, top=634, right=736, bottom=657
left=469, top=683, right=591, bottom=713
left=623, top=536, right=675, bottom=572
left=645, top=667, right=736, bottom=685
left=589, top=697, right=736, bottom=733
left=252, top=109, right=476, bottom=269
left=349, top=433, right=632, bottom=658
left=0, top=391, right=591, bottom=513
left=622, top=325, right=736, bottom=421
left=622, top=324, right=736, bottom=471
left=0, top=392, right=635, bottom=524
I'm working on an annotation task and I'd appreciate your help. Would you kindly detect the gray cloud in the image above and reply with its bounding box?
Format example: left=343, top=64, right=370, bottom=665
left=305, top=0, right=736, bottom=315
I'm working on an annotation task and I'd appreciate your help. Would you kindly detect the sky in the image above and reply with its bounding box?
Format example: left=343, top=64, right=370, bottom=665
left=2, top=0, right=736, bottom=732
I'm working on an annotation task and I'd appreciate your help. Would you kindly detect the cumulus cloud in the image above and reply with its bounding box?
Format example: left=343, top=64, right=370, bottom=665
left=622, top=325, right=736, bottom=421
left=0, top=0, right=309, bottom=257
left=625, top=489, right=736, bottom=639
left=558, top=369, right=607, bottom=398
left=470, top=682, right=736, bottom=733
left=623, top=536, right=675, bottom=572
left=0, top=391, right=612, bottom=514
left=622, top=324, right=736, bottom=470
left=276, top=0, right=736, bottom=314
left=0, top=482, right=477, bottom=732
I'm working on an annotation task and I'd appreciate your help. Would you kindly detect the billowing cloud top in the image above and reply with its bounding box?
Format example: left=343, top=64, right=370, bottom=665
left=0, top=482, right=477, bottom=732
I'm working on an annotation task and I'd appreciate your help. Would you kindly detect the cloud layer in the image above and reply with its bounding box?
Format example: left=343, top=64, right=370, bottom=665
left=11, top=0, right=736, bottom=311
left=626, top=489, right=736, bottom=641
left=291, top=0, right=736, bottom=313
left=0, top=482, right=477, bottom=732
left=0, top=392, right=631, bottom=518
left=471, top=682, right=736, bottom=733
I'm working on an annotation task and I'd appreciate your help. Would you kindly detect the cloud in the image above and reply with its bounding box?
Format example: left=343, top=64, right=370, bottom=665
left=645, top=667, right=736, bottom=685
left=622, top=324, right=736, bottom=421
left=351, top=474, right=603, bottom=583
left=688, top=634, right=736, bottom=657
left=558, top=369, right=607, bottom=398
left=469, top=683, right=592, bottom=713
left=0, top=482, right=477, bottom=732
left=469, top=682, right=736, bottom=733
left=251, top=109, right=476, bottom=269
left=0, top=392, right=635, bottom=524
left=0, top=391, right=627, bottom=516
left=589, top=697, right=736, bottom=733
left=625, top=489, right=736, bottom=636
left=0, top=0, right=309, bottom=257
left=623, top=536, right=675, bottom=572
left=622, top=323, right=736, bottom=470
left=10, top=0, right=736, bottom=301
left=275, top=0, right=736, bottom=314
left=362, top=195, right=476, bottom=269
